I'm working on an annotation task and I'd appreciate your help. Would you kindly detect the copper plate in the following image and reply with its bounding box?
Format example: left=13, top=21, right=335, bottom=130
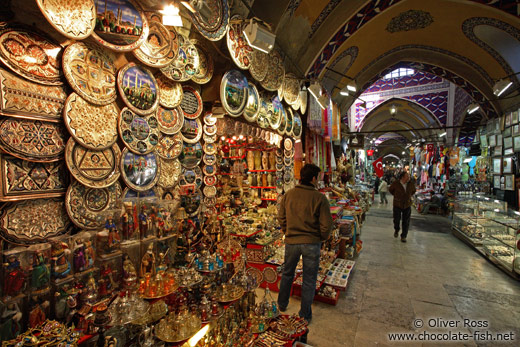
left=0, top=117, right=66, bottom=162
left=0, top=68, right=66, bottom=122
left=179, top=167, right=203, bottom=189
left=117, top=63, right=159, bottom=116
left=260, top=50, right=284, bottom=92
left=155, top=73, right=183, bottom=109
left=64, top=93, right=119, bottom=150
left=120, top=148, right=160, bottom=191
left=36, top=0, right=96, bottom=40
left=91, top=0, right=149, bottom=52
left=157, top=158, right=181, bottom=189
left=250, top=50, right=268, bottom=82
left=191, top=39, right=214, bottom=85
left=226, top=15, right=253, bottom=70
left=63, top=42, right=117, bottom=106
left=243, top=82, right=260, bottom=123
left=179, top=142, right=202, bottom=169
left=189, top=0, right=229, bottom=41
left=133, top=20, right=174, bottom=68
left=181, top=117, right=203, bottom=144
left=156, top=106, right=183, bottom=135
left=156, top=133, right=183, bottom=160
left=119, top=107, right=159, bottom=155
left=283, top=73, right=300, bottom=105
left=0, top=198, right=70, bottom=245
left=66, top=179, right=122, bottom=230
left=180, top=85, right=203, bottom=119
left=65, top=138, right=121, bottom=189
left=220, top=70, right=248, bottom=117
left=0, top=23, right=63, bottom=85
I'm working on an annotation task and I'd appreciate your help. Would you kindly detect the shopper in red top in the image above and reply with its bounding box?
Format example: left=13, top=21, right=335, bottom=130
left=388, top=171, right=416, bottom=242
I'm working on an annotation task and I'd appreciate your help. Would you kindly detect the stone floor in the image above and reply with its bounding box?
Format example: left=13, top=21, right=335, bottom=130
left=274, top=195, right=520, bottom=346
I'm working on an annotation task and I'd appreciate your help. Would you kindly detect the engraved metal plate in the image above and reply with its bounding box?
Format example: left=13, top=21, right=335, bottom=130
left=133, top=20, right=174, bottom=68
left=283, top=73, right=300, bottom=105
left=119, top=107, right=159, bottom=154
left=157, top=106, right=183, bottom=135
left=156, top=133, right=183, bottom=160
left=260, top=50, right=284, bottom=92
left=189, top=0, right=229, bottom=41
left=203, top=185, right=216, bottom=197
left=117, top=63, right=159, bottom=116
left=36, top=0, right=96, bottom=40
left=155, top=73, right=183, bottom=109
left=157, top=158, right=181, bottom=189
left=180, top=85, right=203, bottom=119
left=191, top=39, right=214, bottom=85
left=120, top=148, right=161, bottom=191
left=220, top=70, right=248, bottom=117
left=250, top=50, right=268, bottom=82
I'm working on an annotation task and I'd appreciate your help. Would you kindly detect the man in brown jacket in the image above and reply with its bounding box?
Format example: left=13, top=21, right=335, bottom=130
left=388, top=170, right=416, bottom=242
left=277, top=164, right=333, bottom=323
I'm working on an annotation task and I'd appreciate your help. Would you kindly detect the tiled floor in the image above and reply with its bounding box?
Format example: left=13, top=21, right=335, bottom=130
left=275, top=196, right=520, bottom=346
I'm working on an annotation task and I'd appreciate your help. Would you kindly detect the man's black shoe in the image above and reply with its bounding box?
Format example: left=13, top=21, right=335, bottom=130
left=394, top=231, right=399, bottom=238
left=401, top=237, right=407, bottom=243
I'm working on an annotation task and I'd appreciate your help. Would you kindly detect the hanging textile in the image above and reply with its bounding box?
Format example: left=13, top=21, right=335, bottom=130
left=308, top=94, right=322, bottom=133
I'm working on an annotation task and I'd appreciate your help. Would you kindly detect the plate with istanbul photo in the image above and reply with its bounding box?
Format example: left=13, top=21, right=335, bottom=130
left=117, top=62, right=159, bottom=115
left=120, top=148, right=161, bottom=191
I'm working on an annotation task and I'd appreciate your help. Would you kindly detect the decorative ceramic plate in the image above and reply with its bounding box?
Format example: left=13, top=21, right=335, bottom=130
left=293, top=112, right=302, bottom=138
left=291, top=92, right=301, bottom=111
left=36, top=0, right=96, bottom=40
left=65, top=138, right=121, bottom=189
left=117, top=63, right=159, bottom=116
left=257, top=97, right=270, bottom=129
left=0, top=154, right=68, bottom=201
left=180, top=188, right=202, bottom=216
left=269, top=96, right=283, bottom=130
left=203, top=164, right=216, bottom=176
left=180, top=85, right=203, bottom=119
left=0, top=117, right=66, bottom=162
left=203, top=185, right=217, bottom=198
left=262, top=267, right=278, bottom=284
left=203, top=154, right=217, bottom=165
left=284, top=138, right=293, bottom=151
left=250, top=50, right=268, bottom=82
left=64, top=93, right=119, bottom=150
left=133, top=20, right=173, bottom=68
left=183, top=40, right=200, bottom=78
left=0, top=23, right=63, bottom=85
left=284, top=148, right=294, bottom=158
left=203, top=142, right=217, bottom=155
left=285, top=107, right=294, bottom=135
left=155, top=73, right=183, bottom=109
left=179, top=142, right=202, bottom=168
left=189, top=0, right=229, bottom=41
left=63, top=42, right=117, bottom=106
left=203, top=124, right=217, bottom=136
left=120, top=148, right=161, bottom=191
left=283, top=73, right=300, bottom=105
left=156, top=106, right=183, bottom=135
left=66, top=179, right=122, bottom=229
left=260, top=50, right=284, bottom=92
left=0, top=198, right=70, bottom=245
left=181, top=118, right=203, bottom=144
left=203, top=196, right=216, bottom=206
left=277, top=79, right=284, bottom=102
left=220, top=70, right=248, bottom=117
left=203, top=175, right=217, bottom=186
left=157, top=158, right=181, bottom=189
left=191, top=39, right=214, bottom=85
left=179, top=167, right=203, bottom=189
left=91, top=0, right=149, bottom=52
left=119, top=107, right=159, bottom=154
left=160, top=34, right=190, bottom=82
left=204, top=113, right=217, bottom=126
left=243, top=82, right=260, bottom=122
left=0, top=68, right=66, bottom=122
left=156, top=133, right=183, bottom=160
left=226, top=15, right=253, bottom=70
left=300, top=90, right=307, bottom=114
left=203, top=133, right=217, bottom=143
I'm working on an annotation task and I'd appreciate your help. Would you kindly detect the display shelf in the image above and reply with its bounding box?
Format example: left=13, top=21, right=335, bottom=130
left=230, top=228, right=262, bottom=238
left=248, top=169, right=277, bottom=172
left=222, top=155, right=246, bottom=159
left=261, top=198, right=277, bottom=201
left=250, top=186, right=276, bottom=189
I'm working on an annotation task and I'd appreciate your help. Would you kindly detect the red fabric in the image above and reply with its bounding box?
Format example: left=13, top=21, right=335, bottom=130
left=372, top=157, right=384, bottom=178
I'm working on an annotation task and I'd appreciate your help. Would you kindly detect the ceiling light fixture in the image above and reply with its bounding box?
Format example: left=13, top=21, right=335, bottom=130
left=467, top=103, right=480, bottom=114
left=160, top=4, right=183, bottom=26
left=339, top=86, right=350, bottom=96
left=347, top=81, right=357, bottom=93
left=390, top=106, right=397, bottom=114
left=243, top=18, right=276, bottom=54
left=439, top=132, right=446, bottom=137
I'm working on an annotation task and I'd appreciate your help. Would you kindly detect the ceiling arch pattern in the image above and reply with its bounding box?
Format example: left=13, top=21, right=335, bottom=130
left=309, top=0, right=342, bottom=38
left=453, top=87, right=474, bottom=128
left=376, top=132, right=409, bottom=144
left=287, top=0, right=303, bottom=17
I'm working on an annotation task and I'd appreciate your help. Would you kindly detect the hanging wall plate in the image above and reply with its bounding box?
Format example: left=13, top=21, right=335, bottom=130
left=204, top=112, right=217, bottom=126
left=157, top=158, right=181, bottom=189
left=117, top=63, right=159, bottom=116
left=133, top=20, right=174, bottom=68
left=120, top=148, right=161, bottom=191
left=91, top=0, right=149, bottom=52
left=65, top=138, right=121, bottom=189
left=260, top=50, right=284, bottom=92
left=269, top=96, right=283, bottom=130
left=250, top=50, right=268, bottom=82
left=203, top=164, right=216, bottom=176
left=203, top=175, right=217, bottom=186
left=179, top=142, right=203, bottom=168
left=160, top=34, right=190, bottom=82
left=156, top=133, right=183, bottom=160
left=191, top=39, right=214, bottom=84
left=181, top=117, right=203, bottom=144
left=203, top=133, right=217, bottom=143
left=119, top=107, right=159, bottom=154
left=285, top=107, right=294, bottom=135
left=179, top=167, right=203, bottom=189
left=203, top=153, right=217, bottom=166
left=203, top=185, right=217, bottom=198
left=256, top=97, right=270, bottom=129
left=300, top=90, right=308, bottom=114
left=155, top=73, right=183, bottom=109
left=220, top=70, right=248, bottom=117
left=203, top=142, right=217, bottom=155
left=284, top=138, right=293, bottom=152
left=203, top=124, right=217, bottom=136
left=189, top=0, right=229, bottom=41
left=63, top=42, right=117, bottom=106
left=226, top=15, right=253, bottom=70
left=243, top=82, right=260, bottom=123
left=66, top=179, right=121, bottom=230
left=180, top=85, right=203, bottom=119
left=293, top=112, right=303, bottom=138
left=183, top=39, right=200, bottom=78
left=283, top=73, right=300, bottom=105
left=157, top=106, right=184, bottom=135
left=36, top=0, right=96, bottom=40
left=0, top=23, right=63, bottom=85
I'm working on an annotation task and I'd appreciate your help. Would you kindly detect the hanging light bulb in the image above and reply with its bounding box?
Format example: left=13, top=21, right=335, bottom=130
left=160, top=3, right=183, bottom=26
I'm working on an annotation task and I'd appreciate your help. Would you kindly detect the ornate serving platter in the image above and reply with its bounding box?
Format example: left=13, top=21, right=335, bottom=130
left=180, top=85, right=203, bottom=119
left=179, top=142, right=202, bottom=169
left=156, top=106, right=183, bottom=135
left=260, top=50, right=284, bottom=92
left=0, top=198, right=70, bottom=245
left=0, top=68, right=66, bottom=122
left=120, top=148, right=161, bottom=191
left=157, top=158, right=181, bottom=189
left=292, top=112, right=302, bottom=138
left=191, top=39, right=214, bottom=84
left=119, top=107, right=159, bottom=154
left=156, top=133, right=183, bottom=160
left=189, top=0, right=229, bottom=41
left=0, top=117, right=66, bottom=162
left=243, top=82, right=260, bottom=122
left=249, top=50, right=268, bottom=82
left=133, top=20, right=174, bottom=68
left=0, top=23, right=63, bottom=85
left=117, top=63, right=159, bottom=115
left=91, top=0, right=149, bottom=52
left=65, top=138, right=121, bottom=189
left=36, top=0, right=96, bottom=40
left=0, top=154, right=68, bottom=201
left=181, top=117, right=203, bottom=144
left=66, top=179, right=122, bottom=229
left=226, top=15, right=253, bottom=70
left=63, top=42, right=117, bottom=106
left=220, top=70, right=248, bottom=117
left=155, top=73, right=183, bottom=109
left=283, top=73, right=300, bottom=105
left=64, top=93, right=119, bottom=150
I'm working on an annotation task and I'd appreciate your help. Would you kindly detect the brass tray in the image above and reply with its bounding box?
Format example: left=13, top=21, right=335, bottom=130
left=250, top=50, right=268, bottom=82
left=180, top=117, right=203, bottom=144
left=117, top=63, right=159, bottom=116
left=283, top=73, right=300, bottom=105
left=189, top=0, right=229, bottom=41
left=226, top=15, right=253, bottom=70
left=0, top=23, right=63, bottom=85
left=133, top=20, right=174, bottom=68
left=191, top=39, right=214, bottom=85
left=156, top=133, right=183, bottom=160
left=65, top=179, right=122, bottom=230
left=65, top=137, right=121, bottom=189
left=36, top=0, right=96, bottom=40
left=157, top=158, right=181, bottom=189
left=0, top=117, right=66, bottom=162
left=120, top=148, right=161, bottom=191
left=260, top=50, right=284, bottom=92
left=62, top=42, right=117, bottom=106
left=179, top=142, right=202, bottom=169
left=216, top=284, right=245, bottom=302
left=0, top=68, right=66, bottom=122
left=154, top=314, right=201, bottom=343
left=0, top=198, right=70, bottom=245
left=64, top=93, right=119, bottom=150
left=180, top=85, right=203, bottom=119
left=156, top=106, right=183, bottom=135
left=0, top=154, right=68, bottom=202
left=91, top=0, right=149, bottom=52
left=220, top=70, right=248, bottom=117
left=119, top=107, right=159, bottom=155
left=155, top=73, right=183, bottom=109
left=243, top=82, right=260, bottom=123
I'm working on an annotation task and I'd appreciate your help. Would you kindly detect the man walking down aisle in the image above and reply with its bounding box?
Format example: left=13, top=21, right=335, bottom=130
left=388, top=171, right=416, bottom=242
left=379, top=178, right=388, bottom=204
left=277, top=164, right=333, bottom=323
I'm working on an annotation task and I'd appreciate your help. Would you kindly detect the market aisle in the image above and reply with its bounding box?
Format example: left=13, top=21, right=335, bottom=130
left=275, top=195, right=520, bottom=347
